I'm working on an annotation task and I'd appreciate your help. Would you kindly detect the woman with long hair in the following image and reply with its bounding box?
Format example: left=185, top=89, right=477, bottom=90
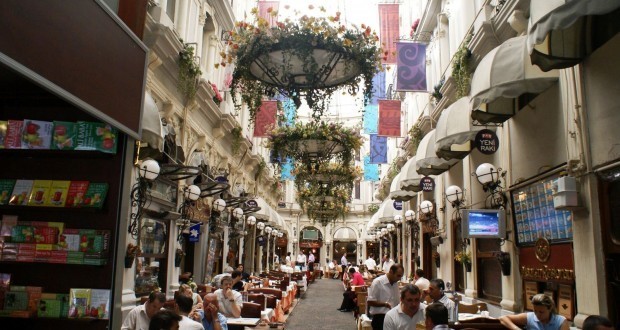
left=499, top=294, right=569, bottom=330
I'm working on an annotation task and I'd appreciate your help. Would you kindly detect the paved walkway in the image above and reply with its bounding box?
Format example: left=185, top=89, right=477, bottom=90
left=285, top=278, right=357, bottom=330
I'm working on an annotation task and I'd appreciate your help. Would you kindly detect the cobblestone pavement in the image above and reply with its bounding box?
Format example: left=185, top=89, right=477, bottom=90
left=285, top=278, right=357, bottom=330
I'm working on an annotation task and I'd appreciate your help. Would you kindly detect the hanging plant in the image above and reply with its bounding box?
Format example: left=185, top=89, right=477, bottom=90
left=367, top=203, right=380, bottom=214
left=220, top=6, right=384, bottom=123
left=231, top=126, right=243, bottom=156
left=178, top=41, right=202, bottom=102
left=408, top=124, right=423, bottom=153
left=210, top=82, right=223, bottom=106
left=431, top=77, right=445, bottom=103
left=452, top=33, right=473, bottom=98
left=292, top=162, right=362, bottom=191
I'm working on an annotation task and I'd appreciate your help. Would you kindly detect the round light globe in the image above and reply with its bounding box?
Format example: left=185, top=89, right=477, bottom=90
left=233, top=207, right=244, bottom=219
left=264, top=226, right=272, bottom=234
left=247, top=215, right=257, bottom=225
left=184, top=185, right=201, bottom=201
left=476, top=163, right=497, bottom=184
left=405, top=210, right=416, bottom=221
left=140, top=159, right=160, bottom=181
left=213, top=198, right=226, bottom=212
left=420, top=200, right=434, bottom=214
left=394, top=215, right=403, bottom=224
left=446, top=185, right=463, bottom=204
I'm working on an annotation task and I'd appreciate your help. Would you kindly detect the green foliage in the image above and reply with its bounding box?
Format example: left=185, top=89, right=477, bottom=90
left=408, top=125, right=423, bottom=153
left=452, top=34, right=473, bottom=98
left=431, top=77, right=445, bottom=103
left=368, top=204, right=380, bottom=214
left=231, top=126, right=243, bottom=156
left=178, top=42, right=202, bottom=102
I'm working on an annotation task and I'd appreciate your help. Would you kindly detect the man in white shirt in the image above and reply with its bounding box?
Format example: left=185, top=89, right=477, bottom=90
left=414, top=269, right=431, bottom=299
left=121, top=291, right=167, bottom=330
left=285, top=252, right=292, bottom=266
left=176, top=295, right=205, bottom=330
left=326, top=259, right=337, bottom=279
left=384, top=284, right=426, bottom=330
left=280, top=260, right=294, bottom=274
left=364, top=255, right=377, bottom=273
left=367, top=264, right=404, bottom=330
left=214, top=274, right=243, bottom=318
left=425, top=303, right=450, bottom=330
left=382, top=254, right=395, bottom=273
left=296, top=251, right=307, bottom=270
left=427, top=279, right=456, bottom=323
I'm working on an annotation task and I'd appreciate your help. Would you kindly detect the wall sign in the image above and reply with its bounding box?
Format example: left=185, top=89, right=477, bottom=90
left=188, top=223, right=201, bottom=243
left=419, top=176, right=435, bottom=192
left=246, top=200, right=258, bottom=208
left=475, top=129, right=499, bottom=154
left=393, top=201, right=403, bottom=210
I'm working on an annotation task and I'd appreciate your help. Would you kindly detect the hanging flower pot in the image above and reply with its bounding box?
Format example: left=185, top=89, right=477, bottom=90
left=175, top=248, right=185, bottom=268
left=465, top=262, right=472, bottom=272
left=433, top=252, right=440, bottom=268
left=124, top=256, right=135, bottom=269
left=415, top=255, right=421, bottom=267
left=496, top=252, right=511, bottom=276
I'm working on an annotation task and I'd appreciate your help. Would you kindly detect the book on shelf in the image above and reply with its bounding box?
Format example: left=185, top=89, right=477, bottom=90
left=51, top=121, right=77, bottom=150
left=0, top=273, right=10, bottom=310
left=4, top=120, right=23, bottom=149
left=82, top=182, right=108, bottom=208
left=27, top=180, right=53, bottom=206
left=0, top=179, right=16, bottom=205
left=65, top=181, right=89, bottom=207
left=45, top=180, right=71, bottom=207
left=1, top=215, right=18, bottom=238
left=21, top=119, right=53, bottom=149
left=9, top=179, right=33, bottom=206
left=0, top=120, right=7, bottom=149
left=75, top=121, right=118, bottom=154
left=38, top=293, right=69, bottom=318
left=68, top=288, right=110, bottom=319
left=68, top=288, right=91, bottom=318
left=89, top=289, right=110, bottom=319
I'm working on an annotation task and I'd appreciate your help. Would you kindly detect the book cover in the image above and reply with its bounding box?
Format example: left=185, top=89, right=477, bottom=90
left=0, top=179, right=16, bottom=205
left=4, top=120, right=23, bottom=149
left=82, top=182, right=108, bottom=208
left=0, top=273, right=10, bottom=310
left=89, top=289, right=110, bottom=319
left=85, top=230, right=110, bottom=259
left=4, top=290, right=28, bottom=311
left=58, top=228, right=80, bottom=251
left=68, top=288, right=91, bottom=318
left=22, top=119, right=54, bottom=149
left=39, top=293, right=66, bottom=318
left=1, top=215, right=18, bottom=238
left=11, top=225, right=35, bottom=243
left=51, top=121, right=77, bottom=150
left=75, top=121, right=118, bottom=154
left=0, top=120, right=7, bottom=149
left=77, top=229, right=97, bottom=253
left=9, top=179, right=33, bottom=206
left=65, top=181, right=89, bottom=208
left=28, top=180, right=53, bottom=206
left=26, top=286, right=43, bottom=313
left=46, top=180, right=71, bottom=207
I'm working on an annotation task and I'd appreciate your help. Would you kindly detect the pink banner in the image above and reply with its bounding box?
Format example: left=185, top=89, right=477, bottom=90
left=254, top=101, right=278, bottom=137
left=378, top=100, right=401, bottom=137
left=378, top=4, right=399, bottom=64
left=258, top=1, right=279, bottom=27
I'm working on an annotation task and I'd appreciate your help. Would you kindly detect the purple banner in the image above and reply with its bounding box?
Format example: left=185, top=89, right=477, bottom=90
left=370, top=134, right=388, bottom=164
left=396, top=42, right=427, bottom=91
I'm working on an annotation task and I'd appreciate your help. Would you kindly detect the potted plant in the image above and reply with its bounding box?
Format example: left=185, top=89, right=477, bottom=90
left=495, top=251, right=511, bottom=276
left=125, top=243, right=142, bottom=268
left=454, top=250, right=472, bottom=272
left=433, top=251, right=441, bottom=268
left=210, top=82, right=223, bottom=106
left=367, top=204, right=380, bottom=214
left=175, top=248, right=185, bottom=267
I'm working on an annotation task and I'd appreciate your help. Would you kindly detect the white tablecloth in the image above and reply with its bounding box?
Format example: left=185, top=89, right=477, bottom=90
left=458, top=313, right=494, bottom=321
left=261, top=308, right=274, bottom=321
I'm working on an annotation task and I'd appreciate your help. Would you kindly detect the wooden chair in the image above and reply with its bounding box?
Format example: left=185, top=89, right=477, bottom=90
left=457, top=302, right=488, bottom=314
left=247, top=293, right=266, bottom=311
left=248, top=287, right=283, bottom=300
left=264, top=294, right=278, bottom=309
left=197, top=284, right=212, bottom=299
left=241, top=302, right=262, bottom=318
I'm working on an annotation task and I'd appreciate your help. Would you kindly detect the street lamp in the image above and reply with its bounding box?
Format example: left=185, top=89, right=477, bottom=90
left=129, top=159, right=160, bottom=238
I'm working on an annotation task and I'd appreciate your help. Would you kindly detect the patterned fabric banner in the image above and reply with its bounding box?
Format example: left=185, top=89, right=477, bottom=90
left=281, top=158, right=294, bottom=180
left=369, top=134, right=388, bottom=164
left=396, top=42, right=427, bottom=91
left=253, top=100, right=277, bottom=137
left=378, top=4, right=399, bottom=64
left=363, top=104, right=378, bottom=134
left=378, top=100, right=401, bottom=137
left=370, top=66, right=386, bottom=105
left=258, top=1, right=279, bottom=27
left=364, top=155, right=380, bottom=181
left=282, top=98, right=296, bottom=126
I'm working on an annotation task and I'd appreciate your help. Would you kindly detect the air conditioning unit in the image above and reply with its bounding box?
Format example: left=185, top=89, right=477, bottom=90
left=553, top=176, right=578, bottom=209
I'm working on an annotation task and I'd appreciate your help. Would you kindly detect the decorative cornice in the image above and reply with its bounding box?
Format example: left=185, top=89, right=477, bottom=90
left=206, top=0, right=234, bottom=32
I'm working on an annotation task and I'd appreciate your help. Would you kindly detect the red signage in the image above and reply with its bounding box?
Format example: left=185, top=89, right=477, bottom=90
left=378, top=100, right=401, bottom=137
left=299, top=241, right=323, bottom=249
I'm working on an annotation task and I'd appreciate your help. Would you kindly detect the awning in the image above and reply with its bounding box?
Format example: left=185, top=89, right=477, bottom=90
left=416, top=130, right=459, bottom=176
left=400, top=156, right=422, bottom=192
left=377, top=199, right=399, bottom=223
left=528, top=0, right=620, bottom=71
left=470, top=36, right=559, bottom=125
left=435, top=97, right=494, bottom=160
left=389, top=168, right=417, bottom=201
left=141, top=92, right=165, bottom=152
left=333, top=227, right=358, bottom=240
left=252, top=198, right=271, bottom=221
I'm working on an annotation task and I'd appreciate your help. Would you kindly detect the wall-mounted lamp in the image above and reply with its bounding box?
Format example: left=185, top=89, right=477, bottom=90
left=473, top=163, right=507, bottom=208
left=246, top=215, right=257, bottom=226
left=264, top=226, right=273, bottom=235
left=381, top=228, right=388, bottom=236
left=256, top=221, right=265, bottom=231
left=393, top=215, right=403, bottom=225
left=177, top=184, right=201, bottom=243
left=129, top=159, right=161, bottom=239
left=213, top=198, right=227, bottom=212
left=277, top=231, right=284, bottom=238
left=232, top=207, right=244, bottom=219
left=405, top=210, right=416, bottom=222
left=445, top=185, right=465, bottom=207
left=387, top=223, right=395, bottom=232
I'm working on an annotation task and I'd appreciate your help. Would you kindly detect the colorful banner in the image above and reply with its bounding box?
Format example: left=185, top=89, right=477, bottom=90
left=369, top=134, right=388, bottom=164
left=364, top=155, right=379, bottom=181
left=188, top=223, right=201, bottom=243
left=282, top=98, right=296, bottom=126
left=258, top=1, right=279, bottom=27
left=378, top=4, right=399, bottom=64
left=281, top=158, right=294, bottom=180
left=396, top=42, right=427, bottom=91
left=370, top=67, right=386, bottom=104
left=363, top=104, right=378, bottom=134
left=253, top=100, right=278, bottom=137
left=378, top=100, right=401, bottom=137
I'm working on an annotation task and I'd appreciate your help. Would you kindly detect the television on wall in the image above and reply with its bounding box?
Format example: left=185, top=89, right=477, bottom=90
left=461, top=209, right=506, bottom=239
left=302, top=230, right=319, bottom=240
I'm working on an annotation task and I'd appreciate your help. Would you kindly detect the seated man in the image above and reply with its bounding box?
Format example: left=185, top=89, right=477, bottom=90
left=280, top=260, right=294, bottom=274
left=202, top=293, right=227, bottom=330
left=122, top=291, right=166, bottom=330
left=175, top=295, right=205, bottom=330
left=214, top=275, right=243, bottom=318
left=426, top=279, right=456, bottom=322
left=149, top=310, right=182, bottom=330
left=337, top=282, right=357, bottom=313
left=231, top=270, right=250, bottom=292
left=425, top=303, right=449, bottom=330
left=383, top=284, right=425, bottom=330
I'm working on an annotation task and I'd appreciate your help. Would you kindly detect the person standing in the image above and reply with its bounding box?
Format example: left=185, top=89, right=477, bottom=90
left=285, top=252, right=292, bottom=267
left=308, top=251, right=316, bottom=272
left=340, top=253, right=348, bottom=279
left=175, top=295, right=205, bottom=330
left=426, top=279, right=456, bottom=322
left=367, top=264, right=404, bottom=330
left=296, top=250, right=307, bottom=270
left=382, top=255, right=395, bottom=273
left=121, top=291, right=166, bottom=330
left=499, top=294, right=569, bottom=330
left=201, top=293, right=227, bottom=330
left=364, top=254, right=377, bottom=273
left=424, top=303, right=450, bottom=330
left=383, top=284, right=425, bottom=330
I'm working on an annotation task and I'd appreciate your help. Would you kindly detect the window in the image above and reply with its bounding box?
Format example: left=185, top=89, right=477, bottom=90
left=355, top=181, right=361, bottom=200
left=135, top=219, right=169, bottom=297
left=476, top=238, right=502, bottom=302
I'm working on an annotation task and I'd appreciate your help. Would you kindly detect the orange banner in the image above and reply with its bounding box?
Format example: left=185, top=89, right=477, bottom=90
left=379, top=4, right=399, bottom=64
left=254, top=100, right=278, bottom=137
left=378, top=100, right=401, bottom=137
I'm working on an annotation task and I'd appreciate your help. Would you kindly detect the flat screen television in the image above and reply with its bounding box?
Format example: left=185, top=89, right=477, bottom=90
left=461, top=209, right=506, bottom=239
left=302, top=230, right=319, bottom=240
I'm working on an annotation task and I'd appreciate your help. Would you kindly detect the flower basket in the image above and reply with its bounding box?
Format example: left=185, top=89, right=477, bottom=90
left=175, top=248, right=185, bottom=268
left=496, top=252, right=511, bottom=276
left=433, top=252, right=441, bottom=268
left=124, top=256, right=135, bottom=269
left=464, top=262, right=472, bottom=272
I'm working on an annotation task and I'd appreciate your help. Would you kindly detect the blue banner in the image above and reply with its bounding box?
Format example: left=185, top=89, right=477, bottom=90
left=280, top=158, right=294, bottom=180
left=276, top=95, right=296, bottom=126
left=369, top=135, right=388, bottom=164
left=363, top=104, right=378, bottom=134
left=371, top=67, right=386, bottom=104
left=188, top=223, right=201, bottom=243
left=364, top=155, right=379, bottom=181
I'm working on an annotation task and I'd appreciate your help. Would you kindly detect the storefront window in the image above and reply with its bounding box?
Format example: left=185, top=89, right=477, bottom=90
left=135, top=219, right=169, bottom=297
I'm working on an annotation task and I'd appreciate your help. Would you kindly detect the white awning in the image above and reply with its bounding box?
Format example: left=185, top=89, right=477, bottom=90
left=141, top=91, right=164, bottom=151
left=416, top=130, right=459, bottom=176
left=377, top=199, right=399, bottom=223
left=528, top=0, right=620, bottom=71
left=435, top=97, right=494, bottom=160
left=400, top=156, right=422, bottom=192
left=333, top=227, right=358, bottom=240
left=252, top=198, right=271, bottom=221
left=389, top=166, right=417, bottom=201
left=470, top=36, right=559, bottom=124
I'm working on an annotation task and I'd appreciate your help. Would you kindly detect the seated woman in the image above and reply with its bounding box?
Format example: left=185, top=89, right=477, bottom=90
left=499, top=294, right=569, bottom=330
left=360, top=265, right=375, bottom=281
left=179, top=283, right=203, bottom=321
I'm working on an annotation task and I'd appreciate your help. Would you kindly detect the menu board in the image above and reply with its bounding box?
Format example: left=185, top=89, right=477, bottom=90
left=511, top=176, right=573, bottom=246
